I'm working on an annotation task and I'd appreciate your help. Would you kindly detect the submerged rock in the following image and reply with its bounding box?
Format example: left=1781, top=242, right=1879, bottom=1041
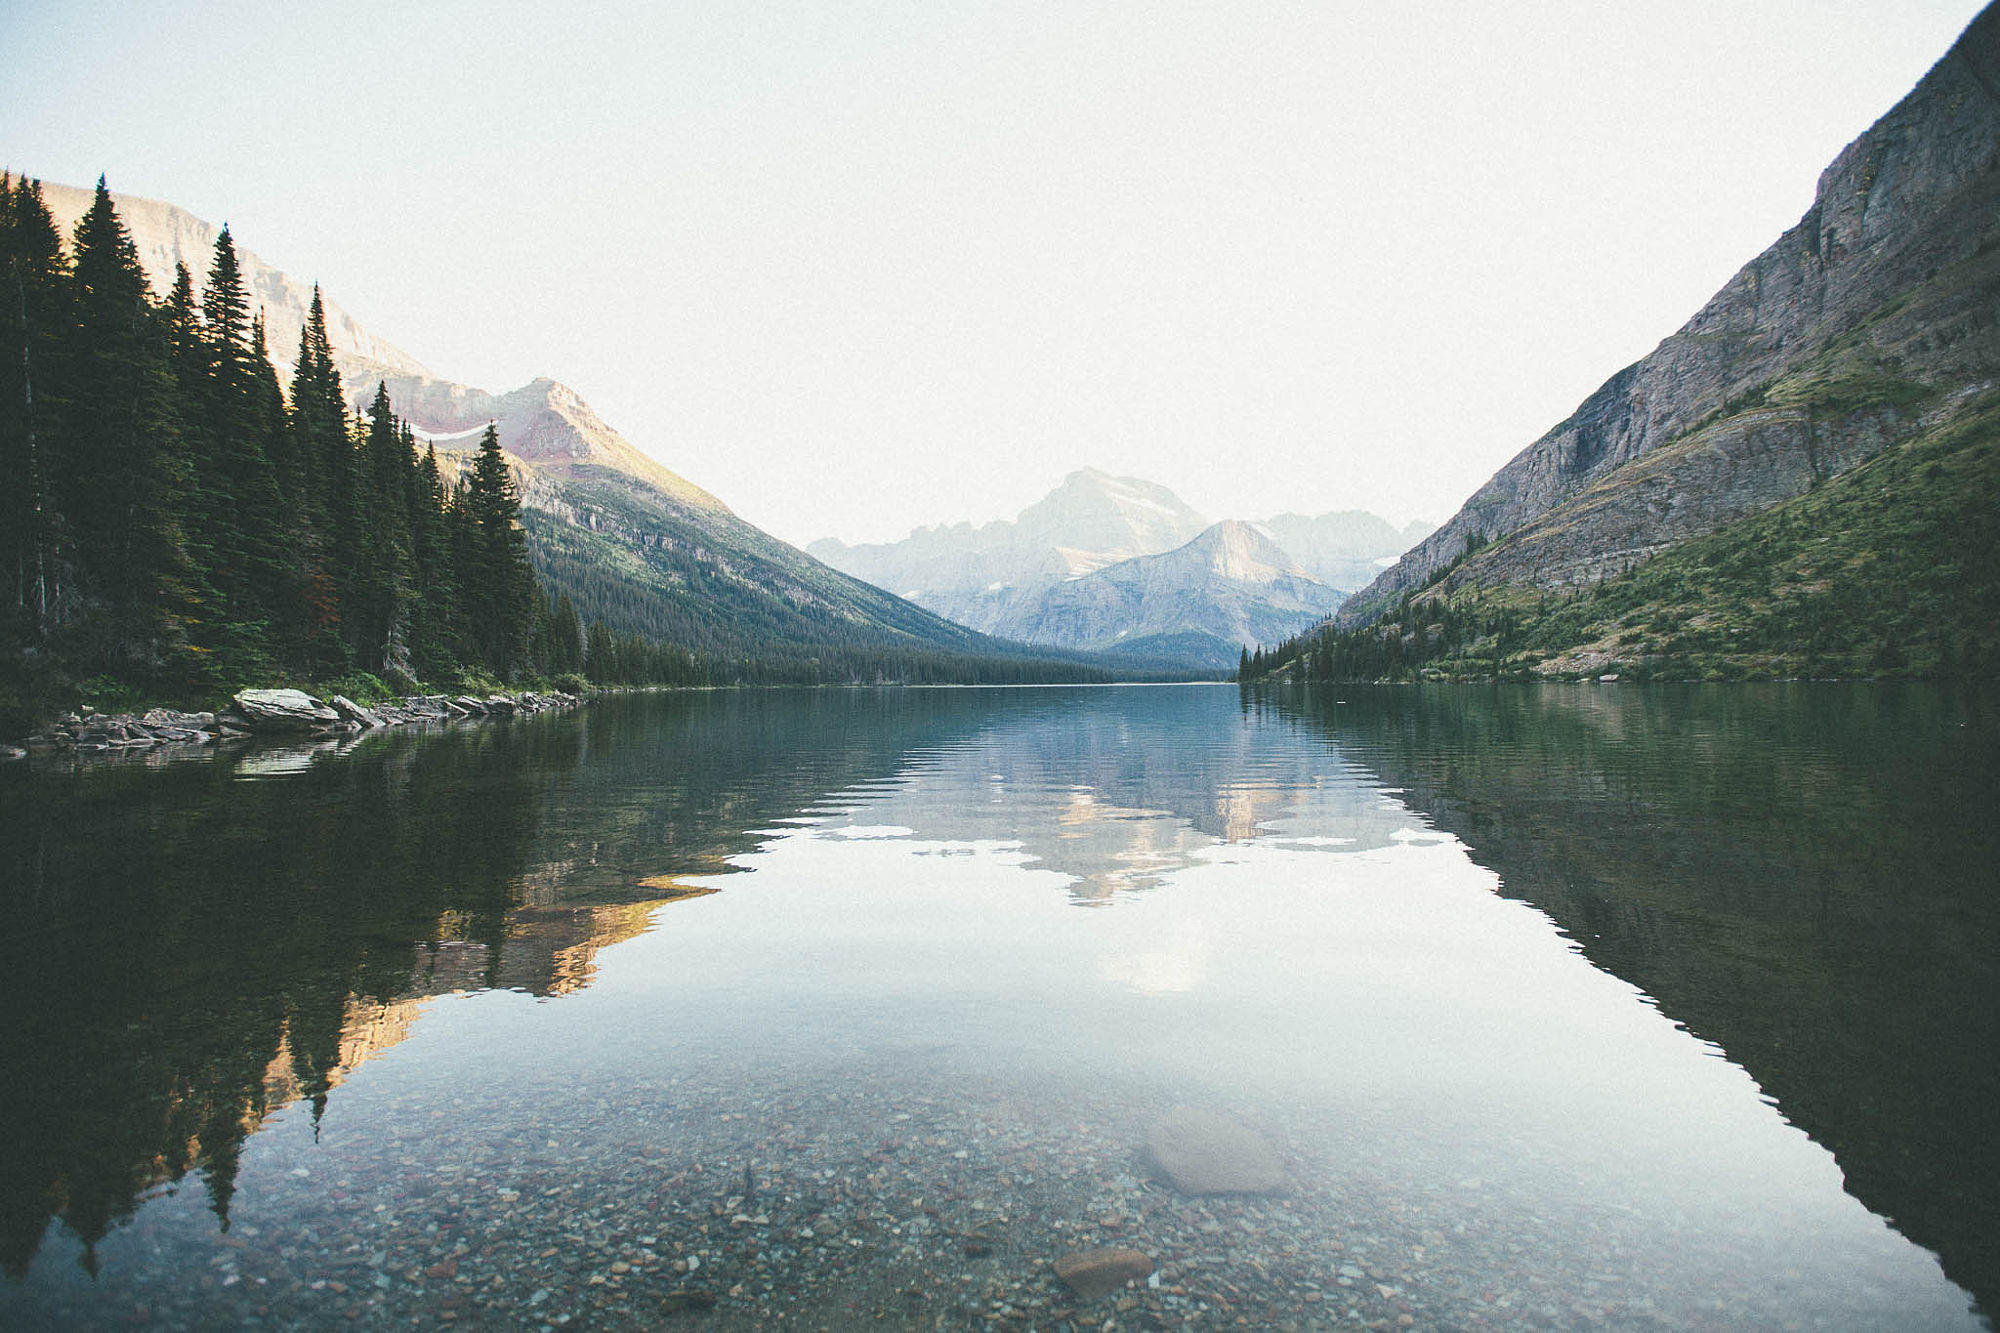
left=231, top=688, right=340, bottom=732
left=1053, top=1246, right=1154, bottom=1301
left=1143, top=1106, right=1287, bottom=1195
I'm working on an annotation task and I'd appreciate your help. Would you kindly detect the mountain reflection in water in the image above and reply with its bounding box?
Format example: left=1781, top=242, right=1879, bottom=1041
left=0, top=683, right=1992, bottom=1328
left=1259, top=681, right=2000, bottom=1320
left=0, top=690, right=1007, bottom=1279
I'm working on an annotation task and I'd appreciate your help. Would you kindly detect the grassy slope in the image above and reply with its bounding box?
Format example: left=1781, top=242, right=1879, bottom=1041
left=522, top=467, right=1115, bottom=677
left=1441, top=391, right=2000, bottom=680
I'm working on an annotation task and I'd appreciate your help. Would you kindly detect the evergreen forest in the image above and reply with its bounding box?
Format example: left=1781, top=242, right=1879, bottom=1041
left=1, top=175, right=1103, bottom=733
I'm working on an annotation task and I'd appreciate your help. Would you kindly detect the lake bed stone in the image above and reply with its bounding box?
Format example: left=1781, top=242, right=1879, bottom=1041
left=1054, top=1246, right=1154, bottom=1301
left=1143, top=1106, right=1287, bottom=1195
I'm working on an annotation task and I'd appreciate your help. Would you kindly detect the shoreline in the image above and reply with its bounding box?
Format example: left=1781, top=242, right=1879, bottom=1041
left=3, top=687, right=587, bottom=764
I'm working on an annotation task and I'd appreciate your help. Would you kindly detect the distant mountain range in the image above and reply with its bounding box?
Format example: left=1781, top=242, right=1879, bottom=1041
left=810, top=469, right=1428, bottom=669
left=1309, top=5, right=2000, bottom=681
left=36, top=181, right=1098, bottom=680
left=1016, top=520, right=1349, bottom=670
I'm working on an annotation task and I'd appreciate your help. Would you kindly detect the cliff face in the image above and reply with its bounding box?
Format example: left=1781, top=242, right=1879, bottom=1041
left=1340, top=5, right=2000, bottom=625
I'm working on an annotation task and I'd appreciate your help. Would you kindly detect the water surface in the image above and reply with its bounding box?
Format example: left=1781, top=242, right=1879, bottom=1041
left=1, top=683, right=1993, bottom=1329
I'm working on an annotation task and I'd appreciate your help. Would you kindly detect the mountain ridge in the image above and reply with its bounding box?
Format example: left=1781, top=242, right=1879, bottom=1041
left=991, top=519, right=1344, bottom=669
left=809, top=469, right=1418, bottom=665
left=36, top=181, right=731, bottom=515
left=29, top=177, right=1103, bottom=681
left=1334, top=4, right=2000, bottom=630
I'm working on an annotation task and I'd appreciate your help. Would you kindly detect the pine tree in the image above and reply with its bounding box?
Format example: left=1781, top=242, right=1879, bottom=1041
left=58, top=178, right=197, bottom=673
left=1, top=175, right=69, bottom=642
left=585, top=618, right=617, bottom=682
left=158, top=260, right=222, bottom=650
left=285, top=315, right=345, bottom=672
left=286, top=286, right=344, bottom=544
left=550, top=589, right=583, bottom=674
left=185, top=227, right=286, bottom=676
left=464, top=422, right=532, bottom=675
left=342, top=382, right=417, bottom=679
left=406, top=442, right=458, bottom=676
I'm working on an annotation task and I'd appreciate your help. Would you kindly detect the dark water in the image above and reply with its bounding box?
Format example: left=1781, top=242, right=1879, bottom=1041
left=0, top=683, right=1993, bottom=1329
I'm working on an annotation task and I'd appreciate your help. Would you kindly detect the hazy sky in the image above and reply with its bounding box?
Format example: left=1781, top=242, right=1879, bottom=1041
left=3, top=2, right=1987, bottom=545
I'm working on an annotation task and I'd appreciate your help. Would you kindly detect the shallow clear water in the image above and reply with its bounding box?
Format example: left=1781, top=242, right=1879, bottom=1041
left=2, top=683, right=1995, bottom=1329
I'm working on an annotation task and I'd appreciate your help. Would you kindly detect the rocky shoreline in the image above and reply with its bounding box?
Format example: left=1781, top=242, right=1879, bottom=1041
left=4, top=687, right=585, bottom=761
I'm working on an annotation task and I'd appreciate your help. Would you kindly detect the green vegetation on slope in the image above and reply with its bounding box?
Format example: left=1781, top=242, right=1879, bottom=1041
left=2, top=176, right=1107, bottom=733
left=1245, top=393, right=2000, bottom=683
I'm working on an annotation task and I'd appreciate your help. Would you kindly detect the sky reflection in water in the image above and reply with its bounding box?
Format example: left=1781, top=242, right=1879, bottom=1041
left=1, top=683, right=1991, bottom=1328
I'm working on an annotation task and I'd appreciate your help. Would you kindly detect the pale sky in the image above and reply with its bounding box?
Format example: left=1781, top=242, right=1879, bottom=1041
left=3, top=1, right=1987, bottom=545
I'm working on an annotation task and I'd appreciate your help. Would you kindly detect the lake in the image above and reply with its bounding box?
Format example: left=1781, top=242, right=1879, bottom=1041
left=1, top=682, right=1994, bottom=1329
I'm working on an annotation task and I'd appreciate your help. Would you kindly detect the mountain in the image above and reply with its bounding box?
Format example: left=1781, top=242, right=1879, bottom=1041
left=36, top=181, right=428, bottom=391
left=808, top=467, right=1212, bottom=632
left=808, top=469, right=1415, bottom=666
left=35, top=181, right=1099, bottom=680
left=992, top=520, right=1345, bottom=670
left=1257, top=511, right=1435, bottom=591
left=1331, top=2, right=2000, bottom=670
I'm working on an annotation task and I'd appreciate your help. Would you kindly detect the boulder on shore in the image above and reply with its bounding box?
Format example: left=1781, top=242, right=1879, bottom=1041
left=9, top=689, right=585, bottom=759
left=327, top=695, right=384, bottom=728
left=1143, top=1106, right=1287, bottom=1195
left=230, top=688, right=340, bottom=733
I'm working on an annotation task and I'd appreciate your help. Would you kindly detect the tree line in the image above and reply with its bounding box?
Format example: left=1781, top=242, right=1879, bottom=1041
left=2, top=174, right=574, bottom=720
left=2, top=175, right=1106, bottom=731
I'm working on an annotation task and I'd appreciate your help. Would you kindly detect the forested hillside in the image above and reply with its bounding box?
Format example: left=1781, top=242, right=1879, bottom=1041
left=1, top=177, right=1103, bottom=732
left=1244, top=393, right=2000, bottom=683
left=0, top=177, right=568, bottom=725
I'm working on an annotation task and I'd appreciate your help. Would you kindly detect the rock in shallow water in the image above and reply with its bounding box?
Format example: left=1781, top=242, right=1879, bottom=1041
left=1053, top=1246, right=1154, bottom=1301
left=1143, top=1106, right=1287, bottom=1195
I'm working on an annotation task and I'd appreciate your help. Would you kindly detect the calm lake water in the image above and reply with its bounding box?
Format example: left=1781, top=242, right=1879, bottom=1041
left=1, top=683, right=1995, bottom=1330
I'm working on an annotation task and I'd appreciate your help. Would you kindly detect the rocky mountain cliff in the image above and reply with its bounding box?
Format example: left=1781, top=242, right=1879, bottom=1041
left=35, top=181, right=1084, bottom=675
left=994, top=520, right=1345, bottom=670
left=1336, top=4, right=2000, bottom=628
